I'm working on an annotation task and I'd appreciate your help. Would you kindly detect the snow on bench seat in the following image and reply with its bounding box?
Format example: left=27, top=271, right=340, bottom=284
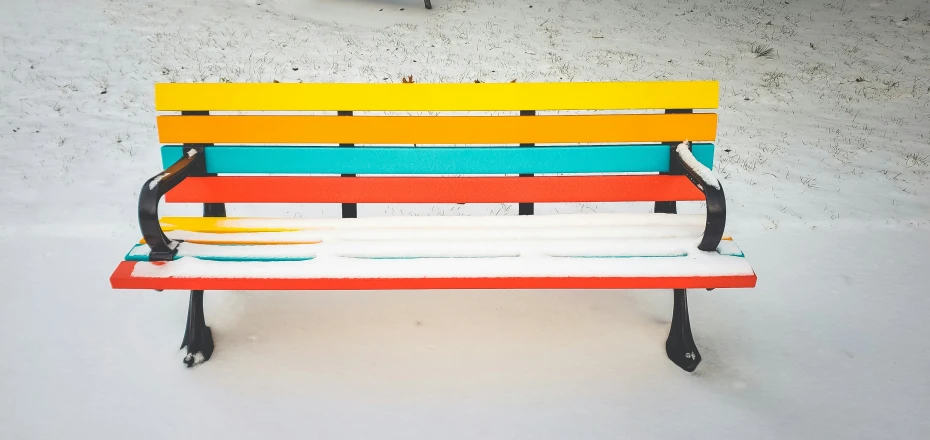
left=153, top=212, right=732, bottom=244
left=111, top=213, right=756, bottom=290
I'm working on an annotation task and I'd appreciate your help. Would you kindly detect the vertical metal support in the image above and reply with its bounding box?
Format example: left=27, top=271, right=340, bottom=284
left=519, top=110, right=535, bottom=215
left=180, top=290, right=214, bottom=367
left=338, top=110, right=357, bottom=219
left=656, top=110, right=701, bottom=371
left=181, top=111, right=226, bottom=218
left=654, top=108, right=693, bottom=214
left=179, top=113, right=218, bottom=367
left=666, top=289, right=701, bottom=372
left=424, top=0, right=432, bottom=8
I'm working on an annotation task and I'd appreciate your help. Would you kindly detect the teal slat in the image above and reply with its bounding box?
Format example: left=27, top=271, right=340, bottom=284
left=126, top=243, right=743, bottom=262
left=161, top=144, right=715, bottom=174
left=124, top=244, right=314, bottom=262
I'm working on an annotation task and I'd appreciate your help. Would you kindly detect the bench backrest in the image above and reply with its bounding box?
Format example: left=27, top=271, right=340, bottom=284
left=154, top=82, right=718, bottom=208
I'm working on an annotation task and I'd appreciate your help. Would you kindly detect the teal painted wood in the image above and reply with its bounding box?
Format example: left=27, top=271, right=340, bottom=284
left=125, top=242, right=743, bottom=261
left=161, top=144, right=715, bottom=174
left=124, top=244, right=315, bottom=262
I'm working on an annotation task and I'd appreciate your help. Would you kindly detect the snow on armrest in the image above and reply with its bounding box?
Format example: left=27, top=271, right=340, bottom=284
left=676, top=141, right=720, bottom=190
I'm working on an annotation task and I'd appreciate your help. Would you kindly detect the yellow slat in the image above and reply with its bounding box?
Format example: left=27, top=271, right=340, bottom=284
left=154, top=81, right=719, bottom=111
left=141, top=217, right=733, bottom=245
left=160, top=217, right=305, bottom=233
left=139, top=238, right=321, bottom=245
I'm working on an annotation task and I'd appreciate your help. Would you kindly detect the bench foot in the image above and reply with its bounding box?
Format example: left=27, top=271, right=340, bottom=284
left=424, top=0, right=432, bottom=9
left=666, top=289, right=701, bottom=372
left=180, top=290, right=214, bottom=368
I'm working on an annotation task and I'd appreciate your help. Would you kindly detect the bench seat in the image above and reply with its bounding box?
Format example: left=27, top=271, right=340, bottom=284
left=110, top=213, right=756, bottom=290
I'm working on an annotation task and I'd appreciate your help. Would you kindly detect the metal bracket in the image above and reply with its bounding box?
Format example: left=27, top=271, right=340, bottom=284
left=672, top=142, right=726, bottom=252
left=655, top=109, right=693, bottom=214
left=181, top=111, right=226, bottom=219
left=338, top=110, right=357, bottom=219
left=519, top=110, right=535, bottom=215
left=666, top=289, right=701, bottom=372
left=138, top=146, right=207, bottom=261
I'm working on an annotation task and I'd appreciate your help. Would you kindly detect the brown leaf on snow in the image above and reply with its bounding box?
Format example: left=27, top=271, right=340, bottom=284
left=510, top=79, right=517, bottom=83
left=474, top=79, right=482, bottom=83
left=401, top=75, right=415, bottom=83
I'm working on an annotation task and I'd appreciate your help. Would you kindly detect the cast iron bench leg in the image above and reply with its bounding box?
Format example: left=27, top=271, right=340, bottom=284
left=180, top=290, right=214, bottom=367
left=666, top=289, right=701, bottom=372
left=424, top=0, right=432, bottom=9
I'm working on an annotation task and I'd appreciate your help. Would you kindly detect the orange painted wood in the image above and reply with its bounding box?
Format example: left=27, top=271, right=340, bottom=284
left=109, top=261, right=757, bottom=290
left=164, top=175, right=705, bottom=203
left=156, top=114, right=718, bottom=144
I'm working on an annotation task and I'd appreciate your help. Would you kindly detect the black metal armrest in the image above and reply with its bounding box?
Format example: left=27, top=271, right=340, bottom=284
left=139, top=147, right=206, bottom=261
left=673, top=141, right=726, bottom=252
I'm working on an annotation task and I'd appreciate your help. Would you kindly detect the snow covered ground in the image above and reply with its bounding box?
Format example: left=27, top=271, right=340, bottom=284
left=1, top=0, right=929, bottom=438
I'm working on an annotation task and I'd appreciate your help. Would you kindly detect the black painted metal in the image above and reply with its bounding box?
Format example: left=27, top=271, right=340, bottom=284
left=653, top=109, right=714, bottom=371
left=424, top=0, right=432, bottom=8
left=672, top=141, right=727, bottom=252
left=181, top=111, right=227, bottom=219
left=180, top=290, right=214, bottom=367
left=138, top=146, right=206, bottom=261
left=653, top=201, right=676, bottom=214
left=519, top=110, right=535, bottom=216
left=203, top=202, right=226, bottom=218
left=666, top=289, right=701, bottom=372
left=654, top=109, right=693, bottom=214
left=338, top=110, right=358, bottom=219
left=142, top=113, right=216, bottom=367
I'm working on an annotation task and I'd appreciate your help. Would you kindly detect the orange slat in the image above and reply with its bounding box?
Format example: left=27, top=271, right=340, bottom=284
left=156, top=114, right=718, bottom=144
left=163, top=175, right=705, bottom=204
left=109, top=261, right=757, bottom=290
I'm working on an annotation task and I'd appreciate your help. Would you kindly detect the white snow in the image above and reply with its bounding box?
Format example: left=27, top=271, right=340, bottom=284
left=128, top=234, right=751, bottom=279
left=130, top=249, right=754, bottom=279
left=128, top=242, right=320, bottom=260
left=168, top=225, right=715, bottom=243
left=677, top=141, right=721, bottom=190
left=136, top=235, right=748, bottom=261
left=2, top=0, right=930, bottom=438
left=184, top=352, right=206, bottom=366
left=148, top=172, right=169, bottom=190
left=163, top=213, right=717, bottom=244
left=134, top=214, right=748, bottom=276
left=164, top=212, right=712, bottom=230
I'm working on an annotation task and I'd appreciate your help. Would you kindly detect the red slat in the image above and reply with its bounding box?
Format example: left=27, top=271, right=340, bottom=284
left=110, top=261, right=756, bottom=290
left=165, top=175, right=704, bottom=203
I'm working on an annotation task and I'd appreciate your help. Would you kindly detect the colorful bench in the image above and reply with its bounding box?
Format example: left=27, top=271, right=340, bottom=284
left=109, top=81, right=757, bottom=371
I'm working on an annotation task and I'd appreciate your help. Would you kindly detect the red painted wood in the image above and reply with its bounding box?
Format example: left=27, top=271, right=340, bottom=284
left=110, top=261, right=757, bottom=290
left=165, top=175, right=705, bottom=203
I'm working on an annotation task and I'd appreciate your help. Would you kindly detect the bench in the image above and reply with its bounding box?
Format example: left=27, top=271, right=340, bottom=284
left=109, top=81, right=757, bottom=371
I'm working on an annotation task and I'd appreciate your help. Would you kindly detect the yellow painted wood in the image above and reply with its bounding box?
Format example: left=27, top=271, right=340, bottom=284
left=154, top=81, right=719, bottom=111
left=139, top=238, right=322, bottom=245
left=139, top=217, right=325, bottom=245
left=139, top=217, right=732, bottom=245
left=159, top=217, right=306, bottom=233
